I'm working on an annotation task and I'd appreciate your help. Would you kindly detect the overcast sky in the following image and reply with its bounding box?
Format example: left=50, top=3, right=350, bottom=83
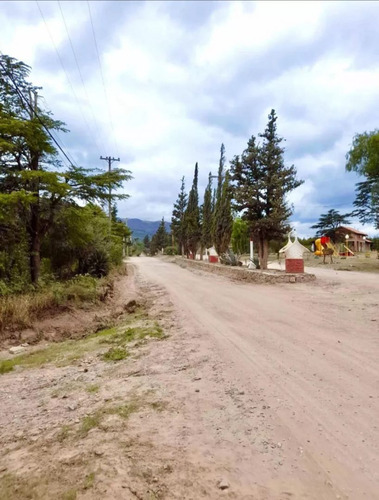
left=1, top=1, right=379, bottom=237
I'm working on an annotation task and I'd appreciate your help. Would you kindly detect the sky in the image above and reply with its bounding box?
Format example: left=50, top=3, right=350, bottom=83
left=1, top=0, right=379, bottom=237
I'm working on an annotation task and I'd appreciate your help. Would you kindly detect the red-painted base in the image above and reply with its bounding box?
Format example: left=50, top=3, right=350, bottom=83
left=285, top=259, right=304, bottom=273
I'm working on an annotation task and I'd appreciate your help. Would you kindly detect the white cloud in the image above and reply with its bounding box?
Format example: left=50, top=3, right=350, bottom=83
left=1, top=0, right=379, bottom=238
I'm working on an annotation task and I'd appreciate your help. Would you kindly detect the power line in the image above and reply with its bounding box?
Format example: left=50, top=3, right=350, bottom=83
left=36, top=0, right=104, bottom=156
left=87, top=1, right=119, bottom=156
left=39, top=95, right=77, bottom=166
left=56, top=0, right=106, bottom=154
left=0, top=53, right=74, bottom=168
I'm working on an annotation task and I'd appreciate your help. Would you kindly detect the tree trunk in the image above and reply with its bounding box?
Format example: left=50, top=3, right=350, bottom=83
left=258, top=236, right=269, bottom=270
left=29, top=142, right=41, bottom=285
left=199, top=244, right=204, bottom=261
left=29, top=202, right=41, bottom=285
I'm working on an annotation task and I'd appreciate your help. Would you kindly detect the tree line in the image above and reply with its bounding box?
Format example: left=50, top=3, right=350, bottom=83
left=0, top=54, right=131, bottom=294
left=149, top=112, right=378, bottom=266
left=166, top=110, right=303, bottom=269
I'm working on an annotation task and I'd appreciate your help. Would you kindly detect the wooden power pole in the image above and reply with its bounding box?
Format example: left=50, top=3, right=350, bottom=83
left=100, top=155, right=120, bottom=220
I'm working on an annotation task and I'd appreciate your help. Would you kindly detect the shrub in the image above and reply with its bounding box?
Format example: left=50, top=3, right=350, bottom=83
left=78, top=248, right=110, bottom=278
left=164, top=246, right=177, bottom=256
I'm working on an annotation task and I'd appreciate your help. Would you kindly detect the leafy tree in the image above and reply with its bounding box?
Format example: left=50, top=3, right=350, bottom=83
left=310, top=209, right=351, bottom=240
left=171, top=176, right=187, bottom=255
left=346, top=130, right=379, bottom=229
left=231, top=217, right=249, bottom=255
left=371, top=236, right=379, bottom=252
left=231, top=110, right=303, bottom=269
left=0, top=54, right=132, bottom=284
left=213, top=171, right=233, bottom=256
left=201, top=173, right=213, bottom=253
left=183, top=163, right=201, bottom=257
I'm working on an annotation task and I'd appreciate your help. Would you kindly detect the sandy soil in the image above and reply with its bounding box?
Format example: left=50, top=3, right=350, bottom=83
left=0, top=257, right=378, bottom=499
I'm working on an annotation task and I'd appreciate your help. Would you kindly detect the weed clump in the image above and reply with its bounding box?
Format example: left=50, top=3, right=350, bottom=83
left=102, top=347, right=128, bottom=362
left=86, top=384, right=100, bottom=394
left=0, top=359, right=15, bottom=374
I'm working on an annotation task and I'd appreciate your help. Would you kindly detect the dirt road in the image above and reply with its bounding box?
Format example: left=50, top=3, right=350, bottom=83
left=133, top=256, right=379, bottom=499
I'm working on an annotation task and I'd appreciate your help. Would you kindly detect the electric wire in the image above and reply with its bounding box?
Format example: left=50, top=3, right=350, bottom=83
left=56, top=0, right=106, bottom=154
left=39, top=94, right=77, bottom=167
left=0, top=53, right=74, bottom=169
left=36, top=1, right=100, bottom=155
left=87, top=0, right=120, bottom=156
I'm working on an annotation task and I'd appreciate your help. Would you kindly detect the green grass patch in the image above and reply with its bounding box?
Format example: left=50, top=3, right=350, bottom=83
left=80, top=413, right=103, bottom=436
left=0, top=338, right=100, bottom=375
left=0, top=359, right=16, bottom=374
left=85, top=383, right=100, bottom=394
left=102, top=346, right=129, bottom=362
left=97, top=323, right=166, bottom=346
left=1, top=312, right=167, bottom=375
left=83, top=472, right=95, bottom=490
left=61, top=490, right=77, bottom=500
left=79, top=400, right=140, bottom=437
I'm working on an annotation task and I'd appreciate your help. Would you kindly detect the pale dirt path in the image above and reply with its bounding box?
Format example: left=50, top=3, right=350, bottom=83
left=132, top=256, right=379, bottom=500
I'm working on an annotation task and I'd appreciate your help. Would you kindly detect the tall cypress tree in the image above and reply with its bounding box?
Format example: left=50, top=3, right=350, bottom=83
left=201, top=173, right=213, bottom=255
left=212, top=143, right=226, bottom=247
left=231, top=110, right=303, bottom=269
left=213, top=171, right=233, bottom=256
left=171, top=176, right=187, bottom=255
left=216, top=143, right=225, bottom=202
left=183, top=163, right=201, bottom=257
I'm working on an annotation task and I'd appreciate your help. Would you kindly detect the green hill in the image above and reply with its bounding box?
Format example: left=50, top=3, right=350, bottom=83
left=121, top=218, right=171, bottom=240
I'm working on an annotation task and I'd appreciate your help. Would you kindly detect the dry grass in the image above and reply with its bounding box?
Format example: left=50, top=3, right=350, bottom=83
left=0, top=274, right=112, bottom=332
left=302, top=252, right=379, bottom=273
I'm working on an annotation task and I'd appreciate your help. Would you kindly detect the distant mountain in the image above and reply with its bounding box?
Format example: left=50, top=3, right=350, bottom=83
left=122, top=218, right=171, bottom=240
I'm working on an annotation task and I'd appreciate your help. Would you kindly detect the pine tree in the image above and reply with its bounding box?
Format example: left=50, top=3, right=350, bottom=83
left=171, top=176, right=187, bottom=255
left=201, top=173, right=213, bottom=254
left=183, top=163, right=201, bottom=257
left=213, top=171, right=233, bottom=256
left=143, top=234, right=150, bottom=253
left=311, top=209, right=351, bottom=240
left=154, top=218, right=168, bottom=252
left=231, top=110, right=303, bottom=269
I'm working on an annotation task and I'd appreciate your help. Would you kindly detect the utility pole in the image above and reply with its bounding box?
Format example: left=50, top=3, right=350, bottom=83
left=100, top=156, right=120, bottom=220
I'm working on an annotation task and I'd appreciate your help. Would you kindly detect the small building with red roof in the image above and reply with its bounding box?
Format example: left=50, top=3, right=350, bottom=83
left=335, top=226, right=372, bottom=253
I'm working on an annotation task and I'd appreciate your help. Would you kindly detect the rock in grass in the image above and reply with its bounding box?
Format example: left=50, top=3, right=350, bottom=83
left=9, top=346, right=26, bottom=354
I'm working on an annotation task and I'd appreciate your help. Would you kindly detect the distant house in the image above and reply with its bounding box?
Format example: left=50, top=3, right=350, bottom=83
left=335, top=226, right=372, bottom=253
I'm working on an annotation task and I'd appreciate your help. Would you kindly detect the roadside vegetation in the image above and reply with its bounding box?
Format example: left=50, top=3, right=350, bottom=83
left=0, top=54, right=132, bottom=333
